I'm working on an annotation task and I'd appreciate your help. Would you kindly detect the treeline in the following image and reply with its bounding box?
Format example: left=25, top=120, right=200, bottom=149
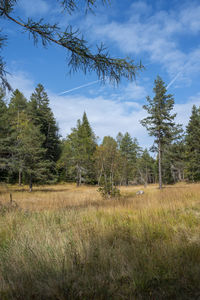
left=0, top=79, right=200, bottom=192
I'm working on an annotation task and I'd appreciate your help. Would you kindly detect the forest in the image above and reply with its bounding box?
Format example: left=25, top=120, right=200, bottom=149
left=0, top=76, right=199, bottom=194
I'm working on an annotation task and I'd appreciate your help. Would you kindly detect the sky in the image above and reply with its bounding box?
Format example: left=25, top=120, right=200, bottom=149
left=2, top=0, right=200, bottom=149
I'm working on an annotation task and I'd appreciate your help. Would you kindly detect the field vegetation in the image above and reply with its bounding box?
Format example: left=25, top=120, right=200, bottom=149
left=0, top=183, right=200, bottom=299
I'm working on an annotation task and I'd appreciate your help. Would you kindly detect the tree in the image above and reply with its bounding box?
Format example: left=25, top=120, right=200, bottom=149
left=185, top=105, right=200, bottom=181
left=161, top=140, right=186, bottom=184
left=12, top=115, right=50, bottom=191
left=0, top=88, right=10, bottom=181
left=117, top=132, right=140, bottom=185
left=0, top=0, right=142, bottom=89
left=141, top=76, right=181, bottom=189
left=59, top=112, right=97, bottom=185
left=95, top=136, right=121, bottom=198
left=8, top=89, right=28, bottom=184
left=28, top=84, right=60, bottom=163
left=137, top=149, right=156, bottom=186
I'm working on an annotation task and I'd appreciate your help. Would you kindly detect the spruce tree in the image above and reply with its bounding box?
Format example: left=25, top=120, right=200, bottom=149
left=12, top=115, right=49, bottom=191
left=141, top=76, right=181, bottom=189
left=59, top=112, right=97, bottom=185
left=28, top=84, right=60, bottom=164
left=117, top=132, right=140, bottom=185
left=137, top=149, right=156, bottom=186
left=0, top=88, right=10, bottom=181
left=185, top=105, right=200, bottom=181
left=8, top=89, right=28, bottom=184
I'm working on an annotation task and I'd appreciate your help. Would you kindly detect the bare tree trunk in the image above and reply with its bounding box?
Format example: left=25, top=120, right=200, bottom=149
left=76, top=165, right=80, bottom=187
left=19, top=170, right=22, bottom=186
left=158, top=139, right=162, bottom=189
left=98, top=164, right=103, bottom=186
left=29, top=174, right=32, bottom=192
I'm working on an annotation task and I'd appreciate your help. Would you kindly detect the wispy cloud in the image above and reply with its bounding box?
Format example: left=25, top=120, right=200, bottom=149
left=85, top=1, right=200, bottom=86
left=6, top=71, right=200, bottom=149
left=18, top=0, right=50, bottom=17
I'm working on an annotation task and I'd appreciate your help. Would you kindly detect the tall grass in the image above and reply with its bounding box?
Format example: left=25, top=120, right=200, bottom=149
left=0, top=183, right=200, bottom=299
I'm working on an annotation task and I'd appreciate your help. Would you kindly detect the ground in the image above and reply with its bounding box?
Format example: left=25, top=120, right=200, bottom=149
left=0, top=183, right=200, bottom=299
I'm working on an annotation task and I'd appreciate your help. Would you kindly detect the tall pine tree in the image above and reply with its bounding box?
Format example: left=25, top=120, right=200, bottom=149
left=141, top=76, right=181, bottom=189
left=0, top=88, right=10, bottom=181
left=185, top=105, right=200, bottom=181
left=59, top=112, right=97, bottom=185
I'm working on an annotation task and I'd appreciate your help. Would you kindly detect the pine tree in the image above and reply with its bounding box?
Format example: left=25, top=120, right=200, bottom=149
left=141, top=76, right=181, bottom=189
left=12, top=115, right=50, bottom=191
left=0, top=0, right=142, bottom=89
left=28, top=84, right=60, bottom=164
left=137, top=149, right=156, bottom=186
left=0, top=88, right=10, bottom=181
left=185, top=105, right=200, bottom=181
left=117, top=132, right=140, bottom=185
left=8, top=89, right=28, bottom=184
left=59, top=112, right=97, bottom=185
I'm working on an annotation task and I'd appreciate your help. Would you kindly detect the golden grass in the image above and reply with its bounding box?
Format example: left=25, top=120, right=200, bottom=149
left=0, top=182, right=200, bottom=299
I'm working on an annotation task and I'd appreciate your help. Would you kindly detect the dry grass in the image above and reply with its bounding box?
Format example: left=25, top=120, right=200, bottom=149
left=0, top=182, right=200, bottom=299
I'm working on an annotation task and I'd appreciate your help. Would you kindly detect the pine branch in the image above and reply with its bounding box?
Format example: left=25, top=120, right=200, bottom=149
left=0, top=5, right=143, bottom=84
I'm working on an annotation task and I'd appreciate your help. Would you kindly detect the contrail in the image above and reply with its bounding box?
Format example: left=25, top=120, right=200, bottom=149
left=166, top=63, right=188, bottom=90
left=166, top=71, right=182, bottom=90
left=58, top=80, right=101, bottom=95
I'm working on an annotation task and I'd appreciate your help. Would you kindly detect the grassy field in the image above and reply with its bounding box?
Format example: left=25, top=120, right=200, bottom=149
left=0, top=183, right=200, bottom=299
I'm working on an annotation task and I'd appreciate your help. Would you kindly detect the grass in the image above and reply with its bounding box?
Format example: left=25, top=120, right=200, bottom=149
left=0, top=183, right=200, bottom=299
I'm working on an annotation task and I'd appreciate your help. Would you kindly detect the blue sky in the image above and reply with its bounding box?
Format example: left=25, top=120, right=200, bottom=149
left=2, top=0, right=200, bottom=149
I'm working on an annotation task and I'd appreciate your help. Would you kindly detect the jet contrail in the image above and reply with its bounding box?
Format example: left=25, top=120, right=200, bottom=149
left=58, top=80, right=101, bottom=95
left=166, top=71, right=182, bottom=90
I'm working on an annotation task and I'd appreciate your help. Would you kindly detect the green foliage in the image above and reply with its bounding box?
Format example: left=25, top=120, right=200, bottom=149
left=141, top=76, right=182, bottom=188
left=117, top=132, right=140, bottom=185
left=0, top=0, right=142, bottom=88
left=137, top=148, right=156, bottom=185
left=95, top=136, right=121, bottom=198
left=0, top=88, right=10, bottom=180
left=28, top=84, right=60, bottom=163
left=98, top=176, right=120, bottom=198
left=185, top=105, right=200, bottom=181
left=58, top=112, right=97, bottom=184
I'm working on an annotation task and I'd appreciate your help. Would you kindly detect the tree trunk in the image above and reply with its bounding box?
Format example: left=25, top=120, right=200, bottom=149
left=19, top=170, right=22, bottom=186
left=76, top=166, right=80, bottom=187
left=29, top=174, right=32, bottom=192
left=158, top=139, right=162, bottom=189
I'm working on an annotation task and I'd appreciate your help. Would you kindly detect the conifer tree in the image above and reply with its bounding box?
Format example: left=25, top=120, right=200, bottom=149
left=141, top=76, right=181, bottom=189
left=28, top=84, right=60, bottom=164
left=0, top=0, right=142, bottom=89
left=12, top=115, right=49, bottom=191
left=0, top=88, right=10, bottom=181
left=117, top=132, right=140, bottom=185
left=185, top=105, right=200, bottom=181
left=59, top=112, right=97, bottom=185
left=137, top=149, right=156, bottom=186
left=8, top=89, right=28, bottom=184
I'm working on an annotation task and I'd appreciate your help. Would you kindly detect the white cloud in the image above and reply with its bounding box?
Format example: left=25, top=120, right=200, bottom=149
left=7, top=71, right=35, bottom=99
left=7, top=71, right=200, bottom=150
left=87, top=1, right=200, bottom=86
left=18, top=0, right=50, bottom=17
left=49, top=93, right=149, bottom=146
left=124, top=83, right=147, bottom=100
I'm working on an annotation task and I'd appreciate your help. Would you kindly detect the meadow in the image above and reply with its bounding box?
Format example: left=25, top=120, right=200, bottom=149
left=0, top=183, right=200, bottom=299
